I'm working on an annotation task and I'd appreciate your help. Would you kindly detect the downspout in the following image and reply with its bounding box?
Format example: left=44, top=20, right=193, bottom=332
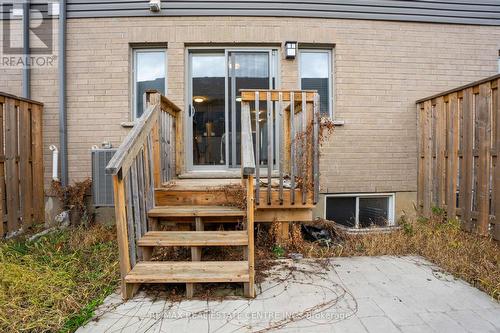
left=58, top=0, right=68, bottom=186
left=22, top=0, right=30, bottom=98
left=49, top=145, right=59, bottom=181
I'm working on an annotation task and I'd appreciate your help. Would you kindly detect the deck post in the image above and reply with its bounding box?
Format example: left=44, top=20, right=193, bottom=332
left=244, top=174, right=255, bottom=298
left=186, top=217, right=204, bottom=298
left=112, top=174, right=133, bottom=299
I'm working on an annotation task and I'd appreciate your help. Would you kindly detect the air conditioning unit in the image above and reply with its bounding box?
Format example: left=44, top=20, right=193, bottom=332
left=91, top=148, right=117, bottom=206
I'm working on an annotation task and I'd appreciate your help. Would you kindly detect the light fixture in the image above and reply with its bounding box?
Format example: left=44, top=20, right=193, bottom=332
left=193, top=96, right=205, bottom=103
left=235, top=96, right=242, bottom=102
left=285, top=41, right=297, bottom=60
left=149, top=0, right=161, bottom=12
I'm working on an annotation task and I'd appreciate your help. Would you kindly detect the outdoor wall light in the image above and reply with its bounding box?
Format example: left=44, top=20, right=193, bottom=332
left=285, top=41, right=297, bottom=59
left=149, top=0, right=161, bottom=12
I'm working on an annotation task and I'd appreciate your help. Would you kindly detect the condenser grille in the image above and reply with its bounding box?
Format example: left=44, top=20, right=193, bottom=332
left=92, top=149, right=117, bottom=206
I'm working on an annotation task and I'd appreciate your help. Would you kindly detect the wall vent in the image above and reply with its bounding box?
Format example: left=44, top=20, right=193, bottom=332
left=91, top=148, right=117, bottom=206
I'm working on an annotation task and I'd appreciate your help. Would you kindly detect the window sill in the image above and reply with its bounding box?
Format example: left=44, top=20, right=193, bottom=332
left=121, top=121, right=136, bottom=128
left=333, top=119, right=345, bottom=126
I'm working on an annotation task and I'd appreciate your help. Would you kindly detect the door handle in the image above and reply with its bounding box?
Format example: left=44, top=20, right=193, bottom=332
left=189, top=104, right=196, bottom=118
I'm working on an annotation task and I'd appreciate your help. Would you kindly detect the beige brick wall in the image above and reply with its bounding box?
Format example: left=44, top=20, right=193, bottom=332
left=1, top=17, right=499, bottom=195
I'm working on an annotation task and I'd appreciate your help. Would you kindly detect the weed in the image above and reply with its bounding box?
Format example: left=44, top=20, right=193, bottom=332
left=274, top=213, right=500, bottom=301
left=0, top=224, right=119, bottom=333
left=272, top=245, right=285, bottom=258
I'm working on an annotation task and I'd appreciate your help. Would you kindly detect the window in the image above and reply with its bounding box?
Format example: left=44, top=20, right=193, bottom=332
left=133, top=49, right=167, bottom=119
left=300, top=50, right=332, bottom=116
left=498, top=50, right=500, bottom=73
left=325, top=194, right=395, bottom=228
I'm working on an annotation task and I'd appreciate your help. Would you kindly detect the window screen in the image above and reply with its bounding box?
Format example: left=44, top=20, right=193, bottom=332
left=134, top=50, right=166, bottom=119
left=325, top=197, right=356, bottom=227
left=300, top=51, right=330, bottom=116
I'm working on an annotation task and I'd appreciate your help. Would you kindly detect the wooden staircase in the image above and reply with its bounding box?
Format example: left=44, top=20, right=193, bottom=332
left=106, top=89, right=319, bottom=300
left=124, top=204, right=255, bottom=298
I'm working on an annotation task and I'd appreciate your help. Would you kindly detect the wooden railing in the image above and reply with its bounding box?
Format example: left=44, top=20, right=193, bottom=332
left=240, top=90, right=320, bottom=207
left=416, top=74, right=500, bottom=241
left=0, top=93, right=44, bottom=237
left=106, top=91, right=180, bottom=296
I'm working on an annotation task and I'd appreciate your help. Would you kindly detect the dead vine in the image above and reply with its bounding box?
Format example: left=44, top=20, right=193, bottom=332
left=51, top=179, right=93, bottom=224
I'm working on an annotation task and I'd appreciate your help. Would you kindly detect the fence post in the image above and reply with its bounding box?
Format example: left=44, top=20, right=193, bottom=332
left=476, top=83, right=491, bottom=235
left=494, top=79, right=500, bottom=241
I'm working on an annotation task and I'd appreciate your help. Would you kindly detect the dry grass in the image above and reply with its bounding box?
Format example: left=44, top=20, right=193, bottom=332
left=273, top=212, right=500, bottom=301
left=3, top=207, right=498, bottom=332
left=0, top=224, right=119, bottom=333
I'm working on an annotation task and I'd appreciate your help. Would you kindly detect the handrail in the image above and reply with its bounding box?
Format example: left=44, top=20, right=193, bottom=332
left=106, top=91, right=181, bottom=298
left=106, top=103, right=159, bottom=178
left=241, top=101, right=256, bottom=176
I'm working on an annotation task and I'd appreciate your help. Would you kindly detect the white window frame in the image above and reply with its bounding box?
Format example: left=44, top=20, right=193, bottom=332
left=298, top=48, right=334, bottom=118
left=324, top=193, right=396, bottom=228
left=132, top=48, right=167, bottom=120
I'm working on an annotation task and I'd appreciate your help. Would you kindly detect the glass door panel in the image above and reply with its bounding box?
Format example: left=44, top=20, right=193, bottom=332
left=190, top=53, right=226, bottom=166
left=228, top=51, right=272, bottom=168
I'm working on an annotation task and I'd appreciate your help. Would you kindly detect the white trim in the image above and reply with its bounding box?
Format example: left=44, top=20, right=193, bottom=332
left=132, top=48, right=167, bottom=120
left=298, top=48, right=334, bottom=118
left=323, top=193, right=396, bottom=227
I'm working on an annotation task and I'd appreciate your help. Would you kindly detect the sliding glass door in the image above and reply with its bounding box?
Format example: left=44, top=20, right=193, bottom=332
left=187, top=49, right=278, bottom=171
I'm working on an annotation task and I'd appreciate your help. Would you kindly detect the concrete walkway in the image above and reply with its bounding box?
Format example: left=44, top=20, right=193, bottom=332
left=78, top=256, right=500, bottom=333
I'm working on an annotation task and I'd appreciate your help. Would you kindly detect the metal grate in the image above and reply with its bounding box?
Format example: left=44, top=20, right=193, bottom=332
left=92, top=149, right=117, bottom=206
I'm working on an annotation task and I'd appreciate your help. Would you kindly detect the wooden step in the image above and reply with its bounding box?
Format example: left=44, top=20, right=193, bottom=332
left=125, top=261, right=249, bottom=283
left=148, top=205, right=245, bottom=217
left=137, top=231, right=248, bottom=247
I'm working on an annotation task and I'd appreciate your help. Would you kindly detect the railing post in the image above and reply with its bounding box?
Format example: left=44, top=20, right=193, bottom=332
left=112, top=174, right=132, bottom=299
left=151, top=120, right=161, bottom=188
left=145, top=91, right=162, bottom=188
left=246, top=174, right=255, bottom=298
left=313, top=93, right=320, bottom=204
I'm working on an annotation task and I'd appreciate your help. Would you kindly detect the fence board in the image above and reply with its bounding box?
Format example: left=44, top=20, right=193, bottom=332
left=494, top=79, right=500, bottom=240
left=446, top=93, right=459, bottom=218
left=461, top=88, right=474, bottom=232
left=423, top=100, right=433, bottom=215
left=19, top=101, right=33, bottom=228
left=5, top=97, right=19, bottom=233
left=476, top=83, right=491, bottom=235
left=0, top=101, right=4, bottom=236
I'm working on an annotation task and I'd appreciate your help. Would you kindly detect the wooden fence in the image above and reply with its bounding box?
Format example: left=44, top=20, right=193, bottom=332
left=417, top=74, right=500, bottom=240
left=0, top=92, right=44, bottom=237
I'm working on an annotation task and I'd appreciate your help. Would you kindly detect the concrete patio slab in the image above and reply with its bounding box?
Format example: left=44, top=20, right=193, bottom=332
left=77, top=256, right=500, bottom=333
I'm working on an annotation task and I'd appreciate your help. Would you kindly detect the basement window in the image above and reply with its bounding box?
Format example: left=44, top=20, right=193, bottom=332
left=133, top=49, right=167, bottom=119
left=325, top=194, right=395, bottom=228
